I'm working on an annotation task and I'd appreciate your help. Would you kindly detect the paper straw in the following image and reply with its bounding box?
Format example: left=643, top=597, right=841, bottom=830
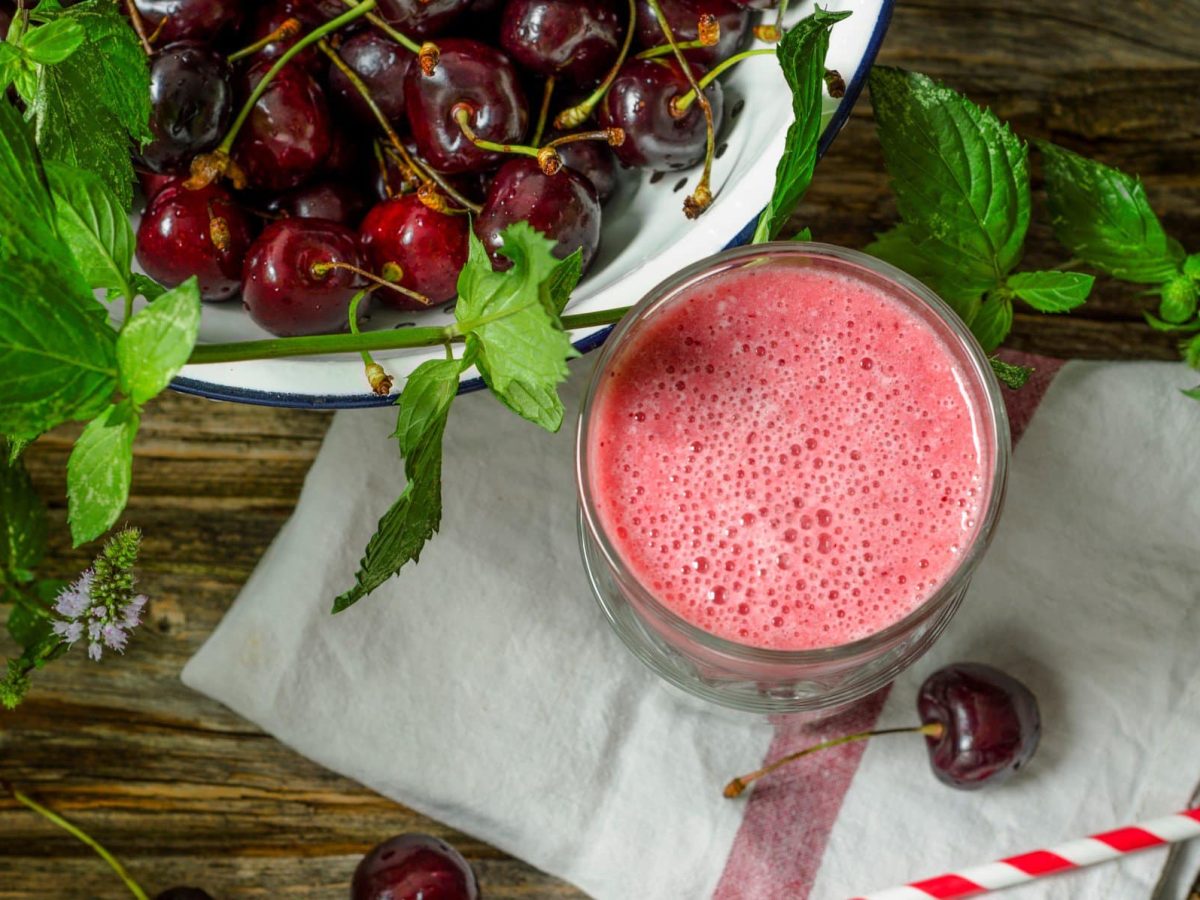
left=852, top=808, right=1200, bottom=899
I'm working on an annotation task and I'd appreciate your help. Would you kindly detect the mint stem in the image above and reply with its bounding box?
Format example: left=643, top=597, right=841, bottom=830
left=3, top=782, right=150, bottom=900
left=215, top=0, right=378, bottom=156
left=185, top=306, right=633, bottom=366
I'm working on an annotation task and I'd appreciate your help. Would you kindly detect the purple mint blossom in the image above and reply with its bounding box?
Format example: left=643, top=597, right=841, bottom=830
left=52, top=619, right=83, bottom=644
left=122, top=595, right=147, bottom=629
left=53, top=571, right=94, bottom=619
left=88, top=641, right=103, bottom=662
left=101, top=623, right=128, bottom=652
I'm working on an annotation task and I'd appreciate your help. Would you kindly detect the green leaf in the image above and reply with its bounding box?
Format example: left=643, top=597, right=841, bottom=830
left=1184, top=254, right=1200, bottom=282
left=990, top=357, right=1032, bottom=390
left=1183, top=334, right=1200, bottom=370
left=0, top=100, right=119, bottom=436
left=29, top=0, right=152, bottom=209
left=66, top=401, right=139, bottom=546
left=752, top=8, right=850, bottom=243
left=972, top=294, right=1013, bottom=353
left=116, top=278, right=201, bottom=404
left=5, top=580, right=63, bottom=649
left=45, top=160, right=136, bottom=297
left=544, top=248, right=583, bottom=317
left=1158, top=276, right=1199, bottom=325
left=1183, top=386, right=1200, bottom=402
left=0, top=445, right=48, bottom=581
left=791, top=226, right=813, bottom=242
left=131, top=274, right=167, bottom=302
left=1037, top=141, right=1184, bottom=284
left=334, top=357, right=465, bottom=612
left=868, top=67, right=1031, bottom=287
left=866, top=225, right=987, bottom=323
left=1144, top=311, right=1200, bottom=333
left=21, top=17, right=85, bottom=65
left=456, top=223, right=578, bottom=433
left=1006, top=270, right=1094, bottom=313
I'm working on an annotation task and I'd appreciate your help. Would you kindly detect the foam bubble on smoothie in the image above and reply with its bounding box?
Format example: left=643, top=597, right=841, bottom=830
left=589, top=264, right=988, bottom=651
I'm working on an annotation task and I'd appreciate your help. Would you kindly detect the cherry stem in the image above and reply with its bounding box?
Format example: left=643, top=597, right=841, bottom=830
left=546, top=128, right=625, bottom=150
left=122, top=0, right=155, bottom=55
left=636, top=38, right=713, bottom=60
left=532, top=75, right=556, bottom=147
left=647, top=0, right=715, bottom=218
left=453, top=105, right=541, bottom=161
left=387, top=146, right=482, bottom=214
left=2, top=781, right=150, bottom=900
left=723, top=722, right=945, bottom=799
left=338, top=0, right=423, bottom=56
left=318, top=38, right=407, bottom=153
left=214, top=0, right=378, bottom=158
left=186, top=306, right=634, bottom=365
left=755, top=0, right=789, bottom=42
left=311, top=261, right=432, bottom=307
left=673, top=48, right=775, bottom=114
left=228, top=17, right=302, bottom=63
left=553, top=0, right=637, bottom=130
left=347, top=291, right=394, bottom=395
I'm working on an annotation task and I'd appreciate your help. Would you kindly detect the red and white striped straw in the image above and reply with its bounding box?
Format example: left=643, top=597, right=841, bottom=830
left=852, top=808, right=1200, bottom=900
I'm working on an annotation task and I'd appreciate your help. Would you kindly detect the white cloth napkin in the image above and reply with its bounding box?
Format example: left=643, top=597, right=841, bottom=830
left=183, top=358, right=1200, bottom=900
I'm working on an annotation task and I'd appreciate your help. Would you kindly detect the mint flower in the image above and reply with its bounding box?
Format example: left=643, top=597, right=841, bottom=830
left=50, top=529, right=146, bottom=662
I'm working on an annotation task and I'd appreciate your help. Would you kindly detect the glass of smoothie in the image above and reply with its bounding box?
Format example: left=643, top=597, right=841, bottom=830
left=575, top=243, right=1010, bottom=713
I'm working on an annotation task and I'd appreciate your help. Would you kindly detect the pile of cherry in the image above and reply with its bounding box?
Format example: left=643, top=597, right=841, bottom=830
left=96, top=0, right=786, bottom=339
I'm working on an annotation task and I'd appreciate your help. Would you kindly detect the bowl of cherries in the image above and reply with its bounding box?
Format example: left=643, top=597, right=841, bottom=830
left=128, top=0, right=892, bottom=407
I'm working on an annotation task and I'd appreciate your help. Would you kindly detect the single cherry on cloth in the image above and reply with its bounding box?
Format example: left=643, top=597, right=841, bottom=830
left=328, top=30, right=414, bottom=127
left=634, top=0, right=750, bottom=66
left=141, top=42, right=233, bottom=174
left=359, top=195, right=468, bottom=307
left=233, top=60, right=333, bottom=193
left=474, top=157, right=602, bottom=271
left=500, top=0, right=624, bottom=86
left=267, top=179, right=369, bottom=227
left=375, top=0, right=472, bottom=38
left=242, top=219, right=369, bottom=337
left=404, top=38, right=529, bottom=174
left=132, top=0, right=244, bottom=45
left=599, top=57, right=724, bottom=170
left=918, top=662, right=1042, bottom=790
left=136, top=179, right=256, bottom=302
left=351, top=833, right=480, bottom=900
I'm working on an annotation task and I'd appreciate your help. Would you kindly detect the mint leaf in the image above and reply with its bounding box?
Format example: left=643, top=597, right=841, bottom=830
left=0, top=100, right=118, bottom=436
left=972, top=294, right=1013, bottom=353
left=1006, top=270, right=1094, bottom=313
left=45, top=160, right=136, bottom=298
left=21, top=17, right=84, bottom=65
left=66, top=401, right=139, bottom=546
left=456, top=224, right=578, bottom=433
left=117, top=278, right=201, bottom=404
left=5, top=580, right=63, bottom=649
left=0, top=444, right=48, bottom=582
left=1158, top=276, right=1199, bottom=325
left=1183, top=334, right=1200, bottom=370
left=30, top=0, right=151, bottom=209
left=1038, top=141, right=1184, bottom=284
left=334, top=357, right=465, bottom=612
left=545, top=248, right=583, bottom=316
left=131, top=274, right=167, bottom=302
left=868, top=67, right=1030, bottom=290
left=867, top=224, right=988, bottom=322
left=752, top=8, right=850, bottom=243
left=1144, top=311, right=1200, bottom=333
left=1183, top=386, right=1200, bottom=402
left=990, top=357, right=1032, bottom=390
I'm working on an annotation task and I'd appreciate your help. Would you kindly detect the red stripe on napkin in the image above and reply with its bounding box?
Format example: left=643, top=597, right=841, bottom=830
left=713, top=352, right=1063, bottom=900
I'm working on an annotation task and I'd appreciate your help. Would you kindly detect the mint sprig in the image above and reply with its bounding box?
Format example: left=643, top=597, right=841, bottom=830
left=1005, top=271, right=1095, bottom=313
left=45, top=160, right=138, bottom=300
left=66, top=401, right=139, bottom=546
left=752, top=8, right=849, bottom=244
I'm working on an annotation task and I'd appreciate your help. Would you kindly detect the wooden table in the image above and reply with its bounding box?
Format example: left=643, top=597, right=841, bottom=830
left=3, top=2, right=1199, bottom=897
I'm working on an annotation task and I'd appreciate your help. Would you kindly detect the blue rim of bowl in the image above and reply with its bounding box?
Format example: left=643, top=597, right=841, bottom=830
left=171, top=0, right=895, bottom=410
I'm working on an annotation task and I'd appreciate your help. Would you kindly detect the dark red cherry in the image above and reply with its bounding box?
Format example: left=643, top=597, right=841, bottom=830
left=554, top=137, right=618, bottom=204
left=634, top=0, right=750, bottom=67
left=359, top=195, right=468, bottom=307
left=242, top=219, right=368, bottom=337
left=917, top=662, right=1042, bottom=790
left=500, top=0, right=623, bottom=87
left=404, top=38, right=529, bottom=174
left=137, top=170, right=177, bottom=208
left=369, top=154, right=422, bottom=203
left=141, top=42, right=233, bottom=174
left=268, top=180, right=369, bottom=226
left=132, top=0, right=244, bottom=45
left=730, top=0, right=778, bottom=7
left=154, top=890, right=214, bottom=900
left=136, top=180, right=256, bottom=302
left=328, top=30, right=413, bottom=127
left=233, top=60, right=332, bottom=192
left=599, top=57, right=723, bottom=170
left=474, top=157, right=601, bottom=271
left=351, top=833, right=479, bottom=900
left=244, top=0, right=326, bottom=73
left=375, top=0, right=472, bottom=38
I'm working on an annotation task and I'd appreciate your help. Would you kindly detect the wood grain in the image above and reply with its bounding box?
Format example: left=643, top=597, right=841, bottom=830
left=3, top=2, right=1199, bottom=897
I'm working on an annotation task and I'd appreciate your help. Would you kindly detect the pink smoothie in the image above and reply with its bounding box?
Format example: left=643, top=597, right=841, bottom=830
left=587, top=261, right=989, bottom=651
